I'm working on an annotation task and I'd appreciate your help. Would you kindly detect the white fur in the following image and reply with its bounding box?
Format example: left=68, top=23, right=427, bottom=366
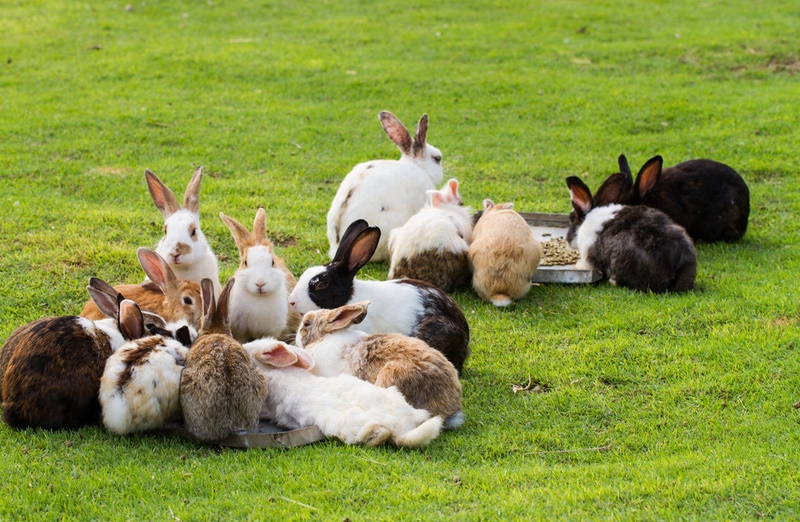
left=157, top=209, right=221, bottom=296
left=289, top=267, right=421, bottom=336
left=294, top=328, right=367, bottom=377
left=388, top=200, right=472, bottom=273
left=228, top=245, right=289, bottom=343
left=574, top=204, right=621, bottom=268
left=244, top=339, right=442, bottom=447
left=99, top=335, right=189, bottom=435
left=91, top=317, right=129, bottom=352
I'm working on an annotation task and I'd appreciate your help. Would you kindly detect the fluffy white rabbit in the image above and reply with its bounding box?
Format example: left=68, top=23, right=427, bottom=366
left=326, top=111, right=444, bottom=262
left=145, top=166, right=221, bottom=296
left=219, top=208, right=300, bottom=344
left=244, top=338, right=443, bottom=447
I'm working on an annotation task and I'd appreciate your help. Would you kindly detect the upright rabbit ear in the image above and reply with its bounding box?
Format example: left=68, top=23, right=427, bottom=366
left=200, top=278, right=216, bottom=323
left=183, top=166, right=203, bottom=214
left=412, top=113, right=429, bottom=156
left=594, top=172, right=630, bottom=206
left=137, top=248, right=178, bottom=293
left=618, top=154, right=632, bottom=176
left=211, top=278, right=235, bottom=333
left=482, top=199, right=495, bottom=211
left=252, top=208, right=269, bottom=245
left=220, top=212, right=251, bottom=255
left=446, top=178, right=460, bottom=202
left=430, top=191, right=445, bottom=208
left=87, top=278, right=122, bottom=319
left=345, top=227, right=380, bottom=275
left=566, top=176, right=594, bottom=216
left=379, top=111, right=412, bottom=155
left=634, top=155, right=663, bottom=200
left=119, top=299, right=145, bottom=341
left=332, top=219, right=374, bottom=269
left=145, top=169, right=181, bottom=217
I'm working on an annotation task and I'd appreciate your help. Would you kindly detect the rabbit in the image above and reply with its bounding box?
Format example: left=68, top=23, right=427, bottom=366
left=296, top=300, right=464, bottom=429
left=179, top=278, right=269, bottom=442
left=469, top=199, right=543, bottom=307
left=613, top=154, right=750, bottom=243
left=219, top=208, right=301, bottom=344
left=244, top=338, right=443, bottom=447
left=80, top=248, right=203, bottom=329
left=388, top=178, right=473, bottom=292
left=145, top=166, right=222, bottom=295
left=289, top=219, right=470, bottom=375
left=326, top=111, right=444, bottom=262
left=565, top=173, right=697, bottom=293
left=1, top=282, right=153, bottom=430
left=99, top=306, right=197, bottom=436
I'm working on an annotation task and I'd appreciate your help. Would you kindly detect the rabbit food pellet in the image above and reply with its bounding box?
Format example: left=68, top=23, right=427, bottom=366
left=539, top=237, right=580, bottom=266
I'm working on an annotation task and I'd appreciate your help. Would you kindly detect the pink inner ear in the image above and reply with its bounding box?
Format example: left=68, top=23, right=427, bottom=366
left=569, top=188, right=593, bottom=214
left=262, top=343, right=298, bottom=368
left=431, top=192, right=444, bottom=208
left=448, top=179, right=459, bottom=199
left=293, top=349, right=315, bottom=370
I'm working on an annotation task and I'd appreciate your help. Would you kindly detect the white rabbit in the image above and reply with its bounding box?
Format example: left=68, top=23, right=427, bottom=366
left=145, top=166, right=221, bottom=296
left=326, top=111, right=444, bottom=262
left=295, top=301, right=464, bottom=430
left=244, top=338, right=443, bottom=447
left=388, top=178, right=473, bottom=292
left=219, top=208, right=300, bottom=344
left=99, top=315, right=197, bottom=436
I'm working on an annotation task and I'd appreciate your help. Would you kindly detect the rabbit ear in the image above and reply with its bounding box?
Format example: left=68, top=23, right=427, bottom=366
left=145, top=169, right=181, bottom=217
left=87, top=278, right=122, bottom=319
left=334, top=220, right=370, bottom=260
left=119, top=299, right=145, bottom=341
left=326, top=301, right=370, bottom=331
left=183, top=166, right=203, bottom=213
left=618, top=154, right=632, bottom=176
left=412, top=113, right=429, bottom=155
left=634, top=156, right=663, bottom=199
left=430, top=191, right=445, bottom=208
left=566, top=176, right=594, bottom=215
left=200, top=278, right=216, bottom=322
left=220, top=212, right=252, bottom=254
left=175, top=325, right=194, bottom=347
left=253, top=208, right=269, bottom=245
left=447, top=178, right=459, bottom=199
left=379, top=111, right=412, bottom=155
left=594, top=172, right=630, bottom=206
left=345, top=227, right=380, bottom=275
left=209, top=278, right=234, bottom=333
left=256, top=341, right=299, bottom=368
left=482, top=199, right=495, bottom=211
left=137, top=248, right=178, bottom=293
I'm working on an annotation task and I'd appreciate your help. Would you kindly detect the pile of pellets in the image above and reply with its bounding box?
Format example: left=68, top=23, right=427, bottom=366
left=539, top=237, right=580, bottom=266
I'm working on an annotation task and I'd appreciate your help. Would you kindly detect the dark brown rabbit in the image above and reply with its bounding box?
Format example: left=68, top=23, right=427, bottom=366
left=179, top=278, right=268, bottom=442
left=615, top=154, right=749, bottom=242
left=565, top=174, right=697, bottom=293
left=1, top=283, right=149, bottom=430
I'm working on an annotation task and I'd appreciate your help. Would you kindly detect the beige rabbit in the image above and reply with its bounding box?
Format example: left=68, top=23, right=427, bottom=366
left=469, top=200, right=542, bottom=306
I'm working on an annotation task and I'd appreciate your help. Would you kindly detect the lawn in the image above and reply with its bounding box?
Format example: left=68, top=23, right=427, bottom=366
left=1, top=0, right=799, bottom=519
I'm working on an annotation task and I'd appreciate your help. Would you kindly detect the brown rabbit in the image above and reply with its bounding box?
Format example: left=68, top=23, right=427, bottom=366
left=80, top=248, right=203, bottom=329
left=179, top=278, right=268, bottom=442
left=1, top=282, right=150, bottom=430
left=469, top=200, right=543, bottom=307
left=297, top=300, right=463, bottom=429
left=219, top=208, right=301, bottom=344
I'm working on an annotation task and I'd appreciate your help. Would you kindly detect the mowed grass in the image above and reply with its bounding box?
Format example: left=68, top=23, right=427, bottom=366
left=1, top=0, right=800, bottom=519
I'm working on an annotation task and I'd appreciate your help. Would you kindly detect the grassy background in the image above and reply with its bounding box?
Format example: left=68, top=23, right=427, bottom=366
left=2, top=0, right=799, bottom=519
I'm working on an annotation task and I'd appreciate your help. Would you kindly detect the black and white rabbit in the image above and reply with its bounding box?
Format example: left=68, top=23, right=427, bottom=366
left=0, top=281, right=154, bottom=430
left=145, top=166, right=222, bottom=295
left=388, top=178, right=473, bottom=292
left=614, top=154, right=749, bottom=242
left=289, top=219, right=470, bottom=374
left=565, top=173, right=697, bottom=293
left=326, top=111, right=444, bottom=262
left=99, top=304, right=197, bottom=436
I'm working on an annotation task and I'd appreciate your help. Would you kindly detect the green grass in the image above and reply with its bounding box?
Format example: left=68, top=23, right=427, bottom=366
left=2, top=0, right=800, bottom=519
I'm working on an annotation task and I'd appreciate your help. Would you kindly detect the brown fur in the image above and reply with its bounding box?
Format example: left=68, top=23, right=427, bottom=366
left=179, top=279, right=268, bottom=441
left=300, top=302, right=462, bottom=421
left=1, top=317, right=112, bottom=429
left=469, top=201, right=543, bottom=306
left=116, top=336, right=164, bottom=390
left=80, top=249, right=203, bottom=328
left=391, top=249, right=471, bottom=292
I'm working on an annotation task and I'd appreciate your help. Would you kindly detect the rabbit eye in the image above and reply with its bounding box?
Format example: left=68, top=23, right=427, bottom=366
left=433, top=155, right=442, bottom=164
left=272, top=259, right=276, bottom=267
left=183, top=297, right=193, bottom=305
left=243, top=260, right=248, bottom=268
left=190, top=227, right=198, bottom=238
left=310, top=277, right=328, bottom=291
